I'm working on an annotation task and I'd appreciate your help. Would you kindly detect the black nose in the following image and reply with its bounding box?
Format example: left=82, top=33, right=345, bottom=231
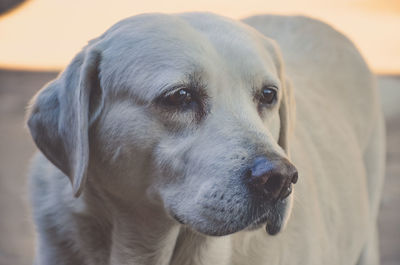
left=246, top=156, right=298, bottom=201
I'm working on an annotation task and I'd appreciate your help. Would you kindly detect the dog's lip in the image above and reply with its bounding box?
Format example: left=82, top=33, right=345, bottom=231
left=248, top=212, right=284, bottom=236
left=170, top=211, right=185, bottom=224
left=242, top=211, right=269, bottom=233
left=247, top=212, right=269, bottom=228
left=265, top=220, right=282, bottom=235
left=246, top=197, right=289, bottom=235
left=168, top=195, right=290, bottom=235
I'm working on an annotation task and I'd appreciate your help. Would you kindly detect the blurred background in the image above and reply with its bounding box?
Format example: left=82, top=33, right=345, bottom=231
left=0, top=0, right=399, bottom=264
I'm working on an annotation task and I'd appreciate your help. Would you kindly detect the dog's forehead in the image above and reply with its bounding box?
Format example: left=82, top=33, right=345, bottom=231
left=180, top=13, right=279, bottom=80
left=98, top=13, right=278, bottom=101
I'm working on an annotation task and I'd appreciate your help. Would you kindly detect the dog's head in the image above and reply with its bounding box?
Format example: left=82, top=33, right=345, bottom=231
left=27, top=13, right=297, bottom=236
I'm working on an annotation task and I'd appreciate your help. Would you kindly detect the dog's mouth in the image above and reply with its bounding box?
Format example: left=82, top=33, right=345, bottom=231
left=170, top=195, right=292, bottom=236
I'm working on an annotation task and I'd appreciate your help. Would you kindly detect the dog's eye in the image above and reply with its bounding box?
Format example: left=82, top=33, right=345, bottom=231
left=164, top=89, right=194, bottom=107
left=259, top=87, right=277, bottom=105
left=156, top=86, right=208, bottom=121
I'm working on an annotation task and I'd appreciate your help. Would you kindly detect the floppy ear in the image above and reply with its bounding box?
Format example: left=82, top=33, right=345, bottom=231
left=265, top=40, right=296, bottom=155
left=27, top=47, right=103, bottom=197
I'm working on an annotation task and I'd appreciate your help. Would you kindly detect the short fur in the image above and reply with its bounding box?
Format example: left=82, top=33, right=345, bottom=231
left=27, top=13, right=385, bottom=265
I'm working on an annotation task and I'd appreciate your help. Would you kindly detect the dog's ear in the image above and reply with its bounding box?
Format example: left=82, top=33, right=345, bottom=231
left=27, top=47, right=103, bottom=197
left=265, top=40, right=296, bottom=155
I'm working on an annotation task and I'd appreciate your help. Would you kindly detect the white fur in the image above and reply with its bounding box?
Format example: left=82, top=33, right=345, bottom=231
left=27, top=13, right=384, bottom=265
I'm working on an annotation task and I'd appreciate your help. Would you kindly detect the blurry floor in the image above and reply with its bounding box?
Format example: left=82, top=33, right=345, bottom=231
left=0, top=69, right=399, bottom=265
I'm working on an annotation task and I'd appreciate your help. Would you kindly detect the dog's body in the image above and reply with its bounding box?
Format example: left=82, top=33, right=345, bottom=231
left=27, top=13, right=385, bottom=265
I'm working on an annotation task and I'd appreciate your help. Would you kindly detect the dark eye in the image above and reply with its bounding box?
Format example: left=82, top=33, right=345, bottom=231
left=259, top=87, right=277, bottom=105
left=164, top=89, right=193, bottom=107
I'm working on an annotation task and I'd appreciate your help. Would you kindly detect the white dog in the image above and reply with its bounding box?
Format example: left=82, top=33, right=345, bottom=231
left=27, top=13, right=385, bottom=265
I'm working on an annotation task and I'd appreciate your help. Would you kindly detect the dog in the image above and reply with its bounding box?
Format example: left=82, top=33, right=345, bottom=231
left=27, top=13, right=385, bottom=265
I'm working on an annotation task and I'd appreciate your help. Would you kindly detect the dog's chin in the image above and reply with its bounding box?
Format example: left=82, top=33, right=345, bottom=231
left=171, top=194, right=293, bottom=237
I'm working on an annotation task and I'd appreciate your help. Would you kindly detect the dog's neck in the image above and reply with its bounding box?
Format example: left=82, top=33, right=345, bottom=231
left=169, top=228, right=231, bottom=265
left=110, top=213, right=179, bottom=265
left=86, top=189, right=231, bottom=265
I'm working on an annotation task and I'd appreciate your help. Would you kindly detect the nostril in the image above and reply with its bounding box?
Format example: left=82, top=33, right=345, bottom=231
left=264, top=174, right=283, bottom=193
left=291, top=171, right=298, bottom=184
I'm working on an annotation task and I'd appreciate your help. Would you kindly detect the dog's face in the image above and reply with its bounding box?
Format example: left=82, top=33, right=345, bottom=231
left=28, top=13, right=297, bottom=236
